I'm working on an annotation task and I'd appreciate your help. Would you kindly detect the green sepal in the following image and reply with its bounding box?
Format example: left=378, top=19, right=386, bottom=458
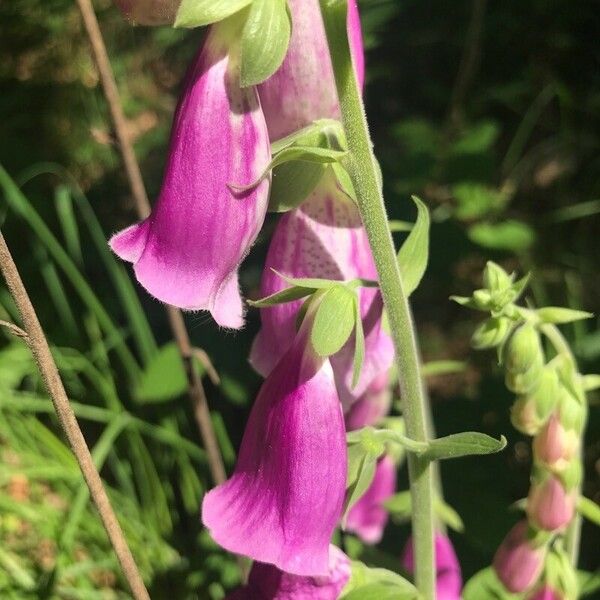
left=483, top=261, right=512, bottom=292
left=397, top=196, right=430, bottom=296
left=175, top=0, right=252, bottom=27
left=582, top=374, right=600, bottom=391
left=536, top=307, right=594, bottom=325
left=247, top=285, right=314, bottom=308
left=269, top=161, right=326, bottom=212
left=240, top=0, right=291, bottom=86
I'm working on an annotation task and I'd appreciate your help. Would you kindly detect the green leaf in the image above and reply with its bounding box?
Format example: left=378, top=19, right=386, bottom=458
left=272, top=270, right=342, bottom=290
left=331, top=162, right=357, bottom=201
left=175, top=0, right=252, bottom=27
left=423, top=432, right=507, bottom=461
left=271, top=118, right=345, bottom=154
left=389, top=220, right=413, bottom=232
left=397, top=196, right=430, bottom=295
left=135, top=343, right=202, bottom=403
left=577, top=496, right=600, bottom=526
left=341, top=583, right=417, bottom=600
left=311, top=285, right=356, bottom=356
left=463, top=567, right=520, bottom=600
left=343, top=451, right=377, bottom=521
left=351, top=294, right=365, bottom=388
left=468, top=220, right=536, bottom=252
left=421, top=360, right=467, bottom=377
left=341, top=562, right=418, bottom=600
left=536, top=307, right=594, bottom=324
left=248, top=285, right=314, bottom=307
left=453, top=183, right=506, bottom=221
left=240, top=0, right=291, bottom=86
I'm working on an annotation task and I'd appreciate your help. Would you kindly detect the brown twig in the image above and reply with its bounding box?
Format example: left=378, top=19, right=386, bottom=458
left=0, top=232, right=150, bottom=600
left=74, top=0, right=227, bottom=486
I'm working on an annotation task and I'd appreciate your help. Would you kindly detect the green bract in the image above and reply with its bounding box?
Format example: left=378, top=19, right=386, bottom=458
left=241, top=0, right=291, bottom=86
left=397, top=196, right=430, bottom=296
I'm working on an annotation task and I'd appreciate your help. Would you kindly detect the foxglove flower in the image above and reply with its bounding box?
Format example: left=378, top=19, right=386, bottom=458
left=493, top=520, right=546, bottom=593
left=202, top=313, right=346, bottom=576
left=110, top=23, right=270, bottom=328
left=227, top=546, right=351, bottom=600
left=401, top=533, right=462, bottom=600
left=345, top=454, right=396, bottom=544
left=249, top=173, right=394, bottom=409
left=257, top=0, right=364, bottom=141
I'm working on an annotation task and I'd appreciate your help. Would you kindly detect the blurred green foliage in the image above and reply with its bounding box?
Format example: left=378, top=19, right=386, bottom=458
left=0, top=0, right=598, bottom=597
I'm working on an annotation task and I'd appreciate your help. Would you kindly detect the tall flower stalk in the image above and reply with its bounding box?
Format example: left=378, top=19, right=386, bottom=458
left=318, top=1, right=436, bottom=596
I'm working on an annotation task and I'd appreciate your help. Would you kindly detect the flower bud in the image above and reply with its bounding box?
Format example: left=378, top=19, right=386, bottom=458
left=527, top=475, right=575, bottom=532
left=533, top=413, right=579, bottom=471
left=493, top=520, right=546, bottom=593
left=505, top=324, right=543, bottom=375
left=472, top=288, right=492, bottom=309
left=557, top=388, right=586, bottom=436
left=471, top=317, right=511, bottom=349
left=483, top=261, right=512, bottom=293
left=510, top=368, right=559, bottom=435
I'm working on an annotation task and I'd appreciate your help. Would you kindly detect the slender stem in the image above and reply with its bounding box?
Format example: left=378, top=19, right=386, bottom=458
left=0, top=232, right=149, bottom=600
left=74, top=0, right=227, bottom=486
left=320, top=2, right=435, bottom=597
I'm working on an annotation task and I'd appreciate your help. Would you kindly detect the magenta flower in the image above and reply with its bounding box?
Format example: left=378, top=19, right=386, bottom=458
left=401, top=533, right=462, bottom=600
left=527, top=476, right=575, bottom=532
left=202, top=315, right=346, bottom=576
left=257, top=0, right=364, bottom=141
left=249, top=174, right=394, bottom=410
left=493, top=520, right=546, bottom=593
left=345, top=454, right=396, bottom=544
left=226, top=545, right=351, bottom=600
left=110, top=23, right=270, bottom=328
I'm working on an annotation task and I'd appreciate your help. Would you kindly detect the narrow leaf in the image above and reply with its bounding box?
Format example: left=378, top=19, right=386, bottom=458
left=423, top=432, right=507, bottom=461
left=434, top=497, right=465, bottom=532
left=422, top=360, right=467, bottom=377
left=582, top=374, right=600, bottom=391
left=272, top=270, right=342, bottom=290
left=343, top=452, right=377, bottom=522
left=175, top=0, right=252, bottom=27
left=248, top=285, right=314, bottom=308
left=397, top=196, right=430, bottom=295
left=241, top=0, right=291, bottom=86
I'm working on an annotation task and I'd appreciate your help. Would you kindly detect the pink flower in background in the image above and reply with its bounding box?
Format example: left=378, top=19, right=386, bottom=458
left=227, top=546, right=351, bottom=600
left=401, top=533, right=462, bottom=600
left=345, top=454, right=396, bottom=544
left=249, top=173, right=394, bottom=410
left=493, top=520, right=546, bottom=593
left=257, top=0, right=364, bottom=141
left=344, top=372, right=392, bottom=431
left=110, top=22, right=270, bottom=328
left=202, top=313, right=346, bottom=576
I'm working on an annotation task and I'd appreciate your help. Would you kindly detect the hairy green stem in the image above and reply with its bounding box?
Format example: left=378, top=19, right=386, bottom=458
left=320, top=1, right=435, bottom=596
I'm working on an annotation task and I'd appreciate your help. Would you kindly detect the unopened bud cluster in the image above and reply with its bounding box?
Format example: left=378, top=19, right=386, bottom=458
left=456, top=262, right=589, bottom=598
